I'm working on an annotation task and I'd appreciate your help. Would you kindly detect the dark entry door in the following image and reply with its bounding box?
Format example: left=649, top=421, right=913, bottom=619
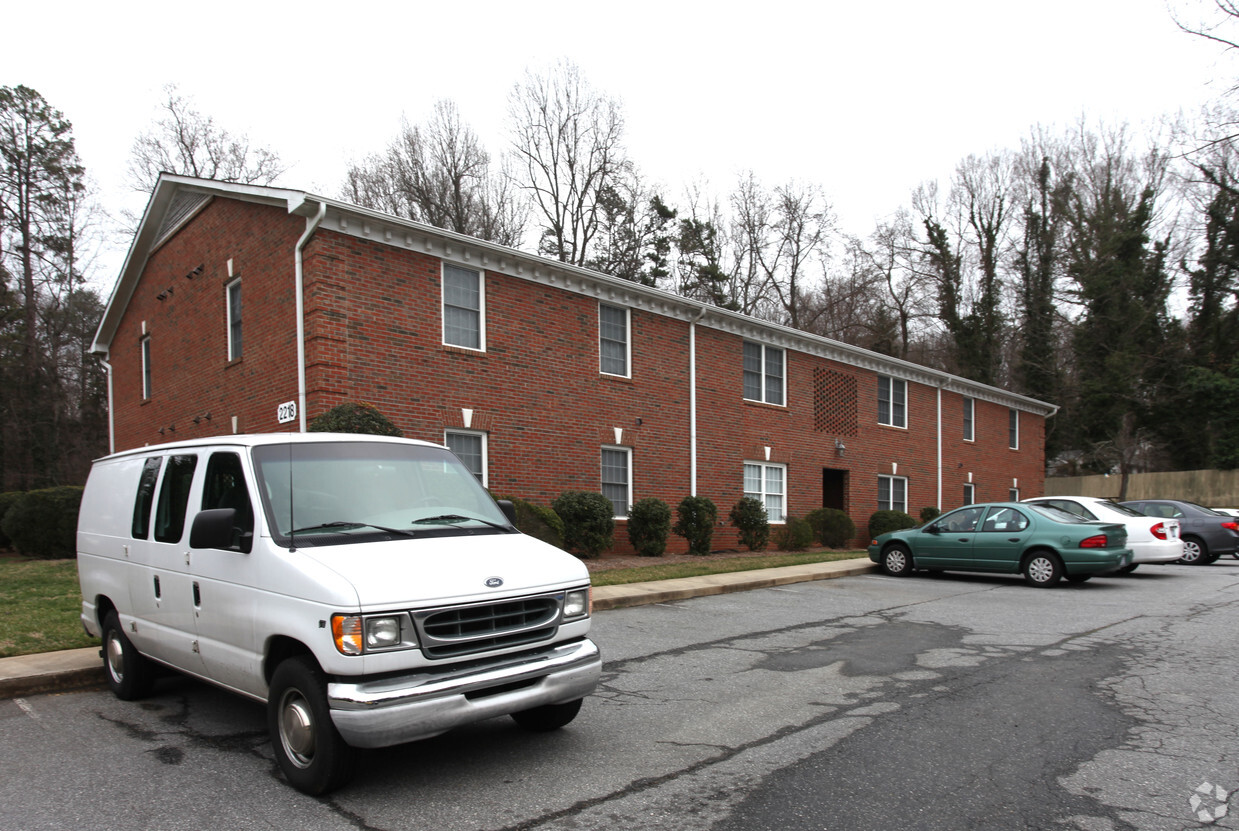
left=822, top=468, right=848, bottom=511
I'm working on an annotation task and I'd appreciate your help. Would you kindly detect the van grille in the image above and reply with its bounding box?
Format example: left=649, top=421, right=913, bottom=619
left=415, top=596, right=560, bottom=659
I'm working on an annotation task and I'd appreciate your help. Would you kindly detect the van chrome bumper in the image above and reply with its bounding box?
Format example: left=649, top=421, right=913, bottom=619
left=327, top=638, right=601, bottom=748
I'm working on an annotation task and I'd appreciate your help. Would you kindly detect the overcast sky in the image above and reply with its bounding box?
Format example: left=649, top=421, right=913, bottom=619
left=4, top=0, right=1235, bottom=288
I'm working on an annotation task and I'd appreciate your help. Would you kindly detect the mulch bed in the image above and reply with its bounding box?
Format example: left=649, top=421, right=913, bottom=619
left=581, top=549, right=791, bottom=573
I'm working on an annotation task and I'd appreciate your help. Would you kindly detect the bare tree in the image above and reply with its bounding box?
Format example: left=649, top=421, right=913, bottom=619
left=343, top=101, right=524, bottom=247
left=507, top=61, right=628, bottom=266
left=127, top=84, right=285, bottom=193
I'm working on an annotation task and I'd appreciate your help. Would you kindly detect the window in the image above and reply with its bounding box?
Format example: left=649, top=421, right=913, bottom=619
left=963, top=483, right=975, bottom=505
left=141, top=336, right=152, bottom=400
left=963, top=397, right=974, bottom=441
left=742, top=342, right=784, bottom=406
left=153, top=454, right=198, bottom=544
left=601, top=447, right=631, bottom=518
left=1009, top=408, right=1019, bottom=449
left=131, top=457, right=163, bottom=538
left=878, top=474, right=908, bottom=513
left=442, top=264, right=484, bottom=350
left=1009, top=488, right=1020, bottom=502
left=445, top=430, right=488, bottom=486
left=202, top=452, right=254, bottom=552
left=599, top=304, right=630, bottom=377
left=878, top=376, right=906, bottom=428
left=980, top=507, right=1029, bottom=533
left=226, top=278, right=242, bottom=361
left=744, top=462, right=786, bottom=522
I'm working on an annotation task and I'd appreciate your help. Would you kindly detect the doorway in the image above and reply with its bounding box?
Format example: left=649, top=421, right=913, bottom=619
left=822, top=468, right=849, bottom=512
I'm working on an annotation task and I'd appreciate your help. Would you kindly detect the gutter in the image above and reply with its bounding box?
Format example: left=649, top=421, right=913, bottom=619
left=689, top=306, right=708, bottom=496
left=294, top=202, right=327, bottom=433
left=101, top=356, right=115, bottom=454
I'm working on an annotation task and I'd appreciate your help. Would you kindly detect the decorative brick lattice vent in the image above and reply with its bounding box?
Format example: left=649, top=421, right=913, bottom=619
left=814, top=368, right=858, bottom=435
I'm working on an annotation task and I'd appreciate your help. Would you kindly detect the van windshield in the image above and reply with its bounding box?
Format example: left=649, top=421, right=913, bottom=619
left=252, top=441, right=511, bottom=546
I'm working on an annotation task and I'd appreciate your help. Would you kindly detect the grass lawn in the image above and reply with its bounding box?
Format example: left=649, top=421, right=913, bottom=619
left=0, top=549, right=869, bottom=659
left=0, top=557, right=97, bottom=658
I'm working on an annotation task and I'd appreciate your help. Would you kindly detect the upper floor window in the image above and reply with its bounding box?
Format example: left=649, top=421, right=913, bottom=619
left=963, top=483, right=975, bottom=505
left=878, top=376, right=906, bottom=428
left=141, top=336, right=152, bottom=400
left=601, top=446, right=632, bottom=518
left=227, top=278, right=242, bottom=361
left=743, top=342, right=784, bottom=406
left=1009, top=408, right=1019, bottom=449
left=445, top=429, right=488, bottom=486
left=963, top=397, right=974, bottom=441
left=878, top=474, right=908, bottom=513
left=744, top=462, right=786, bottom=523
left=442, top=264, right=484, bottom=350
left=1009, top=488, right=1020, bottom=502
left=599, top=304, right=630, bottom=377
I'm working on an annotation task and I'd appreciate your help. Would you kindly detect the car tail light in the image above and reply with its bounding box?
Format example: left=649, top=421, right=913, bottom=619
left=1151, top=522, right=1168, bottom=540
left=1223, top=521, right=1239, bottom=533
left=1080, top=534, right=1108, bottom=548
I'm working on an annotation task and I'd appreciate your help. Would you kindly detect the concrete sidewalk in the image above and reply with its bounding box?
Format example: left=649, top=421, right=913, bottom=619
left=0, top=557, right=876, bottom=700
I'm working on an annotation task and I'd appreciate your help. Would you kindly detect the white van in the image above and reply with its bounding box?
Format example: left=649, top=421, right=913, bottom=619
left=77, top=433, right=600, bottom=794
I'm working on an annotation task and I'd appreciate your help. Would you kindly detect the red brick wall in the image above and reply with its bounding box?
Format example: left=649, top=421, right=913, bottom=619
left=110, top=198, right=1048, bottom=554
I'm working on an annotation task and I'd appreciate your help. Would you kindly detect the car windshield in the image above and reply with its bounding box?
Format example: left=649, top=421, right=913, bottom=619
left=252, top=441, right=510, bottom=546
left=1027, top=503, right=1094, bottom=524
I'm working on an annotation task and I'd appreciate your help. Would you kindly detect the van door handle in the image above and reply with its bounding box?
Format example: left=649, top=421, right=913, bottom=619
left=153, top=576, right=161, bottom=598
left=192, top=582, right=201, bottom=607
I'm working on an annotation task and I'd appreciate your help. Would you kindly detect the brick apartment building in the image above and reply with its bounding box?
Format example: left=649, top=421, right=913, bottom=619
left=92, top=175, right=1057, bottom=551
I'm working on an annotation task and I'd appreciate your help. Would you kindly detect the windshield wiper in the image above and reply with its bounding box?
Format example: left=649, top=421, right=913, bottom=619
left=411, top=514, right=511, bottom=531
left=288, top=520, right=417, bottom=537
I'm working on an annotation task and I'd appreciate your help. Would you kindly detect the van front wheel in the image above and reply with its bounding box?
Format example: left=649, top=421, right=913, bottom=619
left=101, top=611, right=154, bottom=700
left=268, top=656, right=355, bottom=795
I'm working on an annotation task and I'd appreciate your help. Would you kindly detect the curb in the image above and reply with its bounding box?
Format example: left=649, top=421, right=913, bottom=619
left=1, top=558, right=877, bottom=700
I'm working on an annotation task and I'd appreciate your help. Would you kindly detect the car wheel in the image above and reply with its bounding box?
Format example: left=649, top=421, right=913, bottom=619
left=511, top=698, right=583, bottom=732
left=268, top=656, right=355, bottom=795
left=101, top=611, right=154, bottom=700
left=1179, top=537, right=1208, bottom=565
left=1119, top=564, right=1139, bottom=574
left=1065, top=573, right=1093, bottom=583
left=1023, top=552, right=1063, bottom=587
left=881, top=544, right=914, bottom=577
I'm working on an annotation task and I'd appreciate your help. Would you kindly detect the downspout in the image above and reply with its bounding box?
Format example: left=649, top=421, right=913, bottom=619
left=689, top=306, right=708, bottom=496
left=101, top=356, right=115, bottom=454
left=294, top=202, right=327, bottom=433
left=936, top=385, right=942, bottom=510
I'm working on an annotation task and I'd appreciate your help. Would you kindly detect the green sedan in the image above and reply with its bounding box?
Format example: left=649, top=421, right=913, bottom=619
left=867, top=502, right=1133, bottom=587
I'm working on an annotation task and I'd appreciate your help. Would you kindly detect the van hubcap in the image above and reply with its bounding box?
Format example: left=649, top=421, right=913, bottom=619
left=106, top=634, right=125, bottom=682
left=279, top=692, right=316, bottom=767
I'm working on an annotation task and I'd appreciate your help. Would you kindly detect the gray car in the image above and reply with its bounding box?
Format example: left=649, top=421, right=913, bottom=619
left=1120, top=499, right=1239, bottom=564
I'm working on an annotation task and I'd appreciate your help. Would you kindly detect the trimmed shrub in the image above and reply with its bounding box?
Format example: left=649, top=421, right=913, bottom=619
left=673, top=495, right=717, bottom=555
left=551, top=491, right=614, bottom=559
left=868, top=509, right=919, bottom=539
left=308, top=402, right=402, bottom=436
left=729, top=497, right=769, bottom=551
left=627, top=497, right=672, bottom=557
left=506, top=497, right=566, bottom=549
left=920, top=506, right=942, bottom=523
left=1, top=486, right=84, bottom=559
left=773, top=516, right=814, bottom=551
left=805, top=507, right=856, bottom=548
left=0, top=490, right=24, bottom=549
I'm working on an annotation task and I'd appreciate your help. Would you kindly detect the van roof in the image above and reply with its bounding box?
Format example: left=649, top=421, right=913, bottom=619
left=96, top=432, right=443, bottom=463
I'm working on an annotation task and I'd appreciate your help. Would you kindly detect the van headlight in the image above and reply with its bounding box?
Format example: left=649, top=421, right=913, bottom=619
left=562, top=588, right=590, bottom=620
left=332, top=613, right=415, bottom=654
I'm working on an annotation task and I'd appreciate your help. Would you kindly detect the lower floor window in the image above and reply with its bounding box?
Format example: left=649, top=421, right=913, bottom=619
left=744, top=462, right=786, bottom=523
left=445, top=430, right=487, bottom=485
left=601, top=447, right=631, bottom=518
left=878, top=474, right=908, bottom=513
left=963, top=483, right=975, bottom=505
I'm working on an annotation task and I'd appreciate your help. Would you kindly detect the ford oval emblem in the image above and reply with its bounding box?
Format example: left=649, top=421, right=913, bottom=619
left=485, top=577, right=504, bottom=588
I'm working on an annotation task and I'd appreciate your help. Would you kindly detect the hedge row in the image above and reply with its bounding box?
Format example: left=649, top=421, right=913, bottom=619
left=0, top=487, right=84, bottom=559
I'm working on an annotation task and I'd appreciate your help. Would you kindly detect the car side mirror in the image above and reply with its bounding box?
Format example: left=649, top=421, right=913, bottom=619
left=925, top=524, right=940, bottom=535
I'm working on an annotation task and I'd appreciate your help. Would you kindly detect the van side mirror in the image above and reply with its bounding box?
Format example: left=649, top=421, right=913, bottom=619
left=497, top=499, right=518, bottom=526
left=190, top=508, right=252, bottom=553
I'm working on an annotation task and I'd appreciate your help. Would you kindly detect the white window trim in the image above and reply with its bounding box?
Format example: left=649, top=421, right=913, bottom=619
left=743, top=342, right=786, bottom=407
left=1009, top=408, right=1020, bottom=450
left=743, top=460, right=787, bottom=524
left=441, top=263, right=487, bottom=352
left=878, top=376, right=907, bottom=429
left=963, top=396, right=974, bottom=442
left=599, top=303, right=631, bottom=378
left=601, top=445, right=633, bottom=519
left=878, top=474, right=908, bottom=513
left=444, top=429, right=488, bottom=487
left=1009, top=488, right=1020, bottom=502
left=226, top=277, right=242, bottom=362
left=141, top=336, right=152, bottom=400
